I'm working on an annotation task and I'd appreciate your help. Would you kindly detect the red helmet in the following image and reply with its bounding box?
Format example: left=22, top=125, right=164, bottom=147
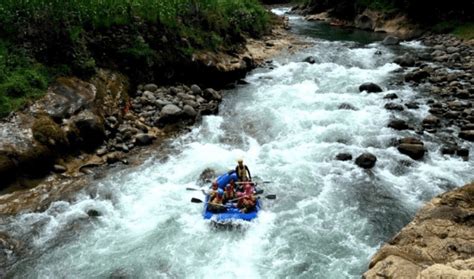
left=212, top=181, right=218, bottom=189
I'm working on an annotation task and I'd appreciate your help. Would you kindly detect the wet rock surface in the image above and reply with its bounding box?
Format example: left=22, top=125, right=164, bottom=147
left=364, top=183, right=474, bottom=279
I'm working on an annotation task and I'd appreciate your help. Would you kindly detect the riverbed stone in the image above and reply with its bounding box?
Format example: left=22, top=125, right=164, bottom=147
left=53, top=164, right=67, bottom=173
left=359, top=82, right=383, bottom=93
left=70, top=110, right=105, bottom=149
left=382, top=36, right=400, bottom=45
left=397, top=137, right=425, bottom=160
left=303, top=56, right=316, bottom=64
left=338, top=103, right=357, bottom=110
left=388, top=119, right=409, bottom=130
left=384, top=103, right=404, bottom=111
left=383, top=93, right=398, bottom=99
left=458, top=130, right=474, bottom=141
left=143, top=83, right=158, bottom=92
left=190, top=84, right=202, bottom=95
left=202, top=88, right=222, bottom=101
left=394, top=53, right=416, bottom=67
left=405, top=69, right=430, bottom=83
left=355, top=153, right=377, bottom=169
left=335, top=153, right=352, bottom=161
left=183, top=105, right=197, bottom=117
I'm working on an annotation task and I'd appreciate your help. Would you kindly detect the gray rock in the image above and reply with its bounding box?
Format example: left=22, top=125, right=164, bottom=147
left=96, top=146, right=108, bottom=156
left=456, top=148, right=469, bottom=157
left=183, top=105, right=197, bottom=117
left=143, top=84, right=158, bottom=92
left=53, top=164, right=67, bottom=173
left=355, top=14, right=374, bottom=30
left=459, top=130, right=474, bottom=141
left=384, top=103, right=404, bottom=111
left=87, top=209, right=101, bottom=217
left=338, top=103, right=357, bottom=110
left=397, top=137, right=425, bottom=160
left=446, top=46, right=459, bottom=54
left=143, top=91, right=156, bottom=102
left=355, top=153, right=377, bottom=169
left=303, top=56, right=316, bottom=64
left=134, top=133, right=155, bottom=145
left=422, top=115, right=440, bottom=127
left=382, top=36, right=400, bottom=45
left=335, top=153, right=352, bottom=161
left=388, top=119, right=409, bottom=130
left=160, top=104, right=182, bottom=117
left=394, top=53, right=416, bottom=67
left=405, top=70, right=430, bottom=83
left=190, top=84, right=202, bottom=95
left=202, top=88, right=222, bottom=101
left=384, top=93, right=398, bottom=100
left=405, top=102, right=419, bottom=109
left=359, top=82, right=383, bottom=93
left=70, top=110, right=105, bottom=149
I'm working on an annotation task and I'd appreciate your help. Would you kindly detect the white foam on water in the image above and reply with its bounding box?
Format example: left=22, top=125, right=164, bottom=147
left=6, top=17, right=474, bottom=279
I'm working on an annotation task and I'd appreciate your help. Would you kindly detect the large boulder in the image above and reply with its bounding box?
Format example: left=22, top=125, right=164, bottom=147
left=405, top=69, right=430, bottom=83
left=157, top=104, right=183, bottom=125
left=335, top=153, right=352, bottom=161
left=459, top=130, right=474, bottom=141
left=388, top=119, right=409, bottom=130
left=134, top=133, right=155, bottom=146
left=355, top=14, right=374, bottom=30
left=202, top=88, right=222, bottom=101
left=303, top=56, right=316, bottom=64
left=70, top=110, right=105, bottom=149
left=364, top=183, right=474, bottom=278
left=31, top=115, right=69, bottom=149
left=355, top=153, right=377, bottom=169
left=29, top=77, right=96, bottom=120
left=359, top=83, right=383, bottom=93
left=394, top=53, right=416, bottom=67
left=382, top=36, right=400, bottom=45
left=397, top=137, right=425, bottom=160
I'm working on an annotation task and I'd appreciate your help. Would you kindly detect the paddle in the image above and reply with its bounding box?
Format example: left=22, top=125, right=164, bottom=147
left=190, top=198, right=231, bottom=208
left=236, top=181, right=271, bottom=185
left=228, top=190, right=277, bottom=203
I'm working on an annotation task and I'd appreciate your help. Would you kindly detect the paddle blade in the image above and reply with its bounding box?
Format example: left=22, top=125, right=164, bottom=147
left=191, top=197, right=203, bottom=203
left=255, top=189, right=264, bottom=195
left=265, top=194, right=276, bottom=200
left=186, top=187, right=200, bottom=191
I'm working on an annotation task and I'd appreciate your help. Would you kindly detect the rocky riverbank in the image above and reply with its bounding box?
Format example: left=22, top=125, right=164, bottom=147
left=363, top=182, right=474, bottom=278
left=387, top=34, right=473, bottom=160
left=361, top=33, right=474, bottom=278
left=0, top=15, right=302, bottom=206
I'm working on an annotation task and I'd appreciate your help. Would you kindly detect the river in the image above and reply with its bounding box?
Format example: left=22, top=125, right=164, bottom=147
left=4, top=7, right=474, bottom=279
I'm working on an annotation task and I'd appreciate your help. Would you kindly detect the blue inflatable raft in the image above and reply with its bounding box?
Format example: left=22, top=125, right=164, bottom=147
left=202, top=197, right=261, bottom=223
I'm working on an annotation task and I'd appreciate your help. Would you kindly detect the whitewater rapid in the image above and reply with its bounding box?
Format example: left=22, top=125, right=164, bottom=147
left=5, top=8, right=473, bottom=279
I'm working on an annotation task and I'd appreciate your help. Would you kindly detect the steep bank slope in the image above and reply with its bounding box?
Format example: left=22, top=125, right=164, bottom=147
left=295, top=0, right=473, bottom=39
left=364, top=182, right=474, bottom=278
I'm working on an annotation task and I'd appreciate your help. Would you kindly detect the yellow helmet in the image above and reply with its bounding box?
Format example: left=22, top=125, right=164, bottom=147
left=237, top=158, right=243, bottom=163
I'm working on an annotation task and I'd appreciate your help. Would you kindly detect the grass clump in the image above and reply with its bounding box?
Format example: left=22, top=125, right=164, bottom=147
left=0, top=41, right=52, bottom=117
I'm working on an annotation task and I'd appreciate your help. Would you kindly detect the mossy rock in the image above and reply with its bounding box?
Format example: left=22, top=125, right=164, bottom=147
left=32, top=115, right=69, bottom=148
left=17, top=143, right=55, bottom=176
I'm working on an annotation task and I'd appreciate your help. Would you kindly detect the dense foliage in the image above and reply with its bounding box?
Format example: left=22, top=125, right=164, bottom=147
left=0, top=0, right=270, bottom=117
left=299, top=0, right=473, bottom=23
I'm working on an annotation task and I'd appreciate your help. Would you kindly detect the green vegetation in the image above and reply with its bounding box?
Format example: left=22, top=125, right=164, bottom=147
left=452, top=23, right=474, bottom=40
left=298, top=0, right=473, bottom=24
left=0, top=0, right=270, bottom=117
left=0, top=41, right=53, bottom=117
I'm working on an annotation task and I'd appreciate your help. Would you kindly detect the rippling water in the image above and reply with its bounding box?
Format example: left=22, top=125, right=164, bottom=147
left=4, top=8, right=473, bottom=279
